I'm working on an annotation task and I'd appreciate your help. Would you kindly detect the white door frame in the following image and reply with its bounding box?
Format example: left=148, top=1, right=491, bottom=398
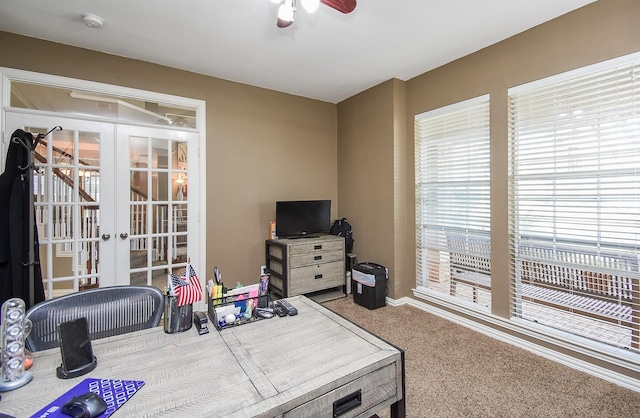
left=0, top=67, right=207, bottom=310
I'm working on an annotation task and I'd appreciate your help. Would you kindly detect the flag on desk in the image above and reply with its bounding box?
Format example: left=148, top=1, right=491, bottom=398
left=170, top=263, right=202, bottom=306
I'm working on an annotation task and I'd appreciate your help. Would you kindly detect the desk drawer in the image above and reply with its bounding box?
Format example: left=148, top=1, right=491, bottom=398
left=289, top=261, right=344, bottom=295
left=284, top=363, right=397, bottom=418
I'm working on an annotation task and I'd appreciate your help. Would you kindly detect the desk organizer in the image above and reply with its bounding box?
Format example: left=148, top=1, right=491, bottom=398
left=207, top=287, right=272, bottom=331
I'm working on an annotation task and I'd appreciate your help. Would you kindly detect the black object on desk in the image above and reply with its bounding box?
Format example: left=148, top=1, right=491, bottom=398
left=61, top=392, right=107, bottom=418
left=164, top=295, right=193, bottom=333
left=193, top=311, right=209, bottom=335
left=56, top=317, right=97, bottom=379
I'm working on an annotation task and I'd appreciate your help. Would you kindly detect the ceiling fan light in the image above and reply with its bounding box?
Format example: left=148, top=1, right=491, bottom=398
left=277, top=1, right=295, bottom=23
left=301, top=0, right=320, bottom=13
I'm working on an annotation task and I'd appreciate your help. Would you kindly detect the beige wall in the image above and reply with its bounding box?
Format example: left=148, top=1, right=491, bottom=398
left=1, top=0, right=639, bottom=310
left=405, top=0, right=640, bottom=317
left=336, top=81, right=394, bottom=284
left=337, top=0, right=640, bottom=311
left=1, top=0, right=639, bottom=376
left=332, top=0, right=640, bottom=377
left=337, top=79, right=407, bottom=298
left=0, top=32, right=338, bottom=283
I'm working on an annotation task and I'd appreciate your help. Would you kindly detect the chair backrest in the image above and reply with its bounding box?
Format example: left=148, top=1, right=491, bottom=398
left=25, top=285, right=165, bottom=352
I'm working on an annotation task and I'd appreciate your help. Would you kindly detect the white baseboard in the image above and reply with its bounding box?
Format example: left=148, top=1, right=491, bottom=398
left=385, top=294, right=640, bottom=393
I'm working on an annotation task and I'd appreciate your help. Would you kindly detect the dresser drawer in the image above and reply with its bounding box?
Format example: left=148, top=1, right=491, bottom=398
left=290, top=250, right=344, bottom=268
left=266, top=236, right=345, bottom=298
left=289, top=261, right=344, bottom=295
left=284, top=363, right=397, bottom=418
left=289, top=239, right=344, bottom=256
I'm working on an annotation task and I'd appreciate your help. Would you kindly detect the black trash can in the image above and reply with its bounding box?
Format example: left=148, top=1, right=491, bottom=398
left=352, top=262, right=388, bottom=309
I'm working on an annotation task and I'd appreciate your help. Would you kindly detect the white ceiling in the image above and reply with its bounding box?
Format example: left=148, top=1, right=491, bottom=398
left=0, top=0, right=595, bottom=104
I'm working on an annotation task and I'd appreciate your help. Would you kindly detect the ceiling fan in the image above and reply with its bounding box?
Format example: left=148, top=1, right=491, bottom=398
left=275, top=0, right=357, bottom=28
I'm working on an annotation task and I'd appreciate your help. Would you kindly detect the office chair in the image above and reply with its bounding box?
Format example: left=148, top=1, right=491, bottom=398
left=25, top=285, right=165, bottom=352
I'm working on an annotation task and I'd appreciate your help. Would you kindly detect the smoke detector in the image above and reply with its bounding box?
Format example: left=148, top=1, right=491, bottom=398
left=82, top=14, right=104, bottom=28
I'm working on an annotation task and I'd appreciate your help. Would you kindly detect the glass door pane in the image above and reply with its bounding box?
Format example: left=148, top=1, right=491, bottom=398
left=4, top=114, right=199, bottom=298
left=118, top=126, right=198, bottom=290
left=4, top=112, right=115, bottom=299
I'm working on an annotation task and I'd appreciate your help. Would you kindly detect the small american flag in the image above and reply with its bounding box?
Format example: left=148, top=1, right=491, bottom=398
left=170, top=263, right=202, bottom=306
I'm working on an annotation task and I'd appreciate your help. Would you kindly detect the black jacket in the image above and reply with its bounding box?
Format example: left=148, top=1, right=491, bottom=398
left=0, top=129, right=45, bottom=309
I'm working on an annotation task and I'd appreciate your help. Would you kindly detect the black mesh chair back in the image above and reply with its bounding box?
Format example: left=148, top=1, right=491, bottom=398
left=25, top=285, right=165, bottom=352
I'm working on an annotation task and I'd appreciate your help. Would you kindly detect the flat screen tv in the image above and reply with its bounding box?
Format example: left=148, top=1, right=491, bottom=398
left=275, top=200, right=331, bottom=238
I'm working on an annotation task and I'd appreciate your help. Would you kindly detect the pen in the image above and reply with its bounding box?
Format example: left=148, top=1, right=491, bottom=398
left=214, top=266, right=221, bottom=284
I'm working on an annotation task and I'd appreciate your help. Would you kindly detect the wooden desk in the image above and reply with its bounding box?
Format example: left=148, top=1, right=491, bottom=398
left=2, top=296, right=405, bottom=417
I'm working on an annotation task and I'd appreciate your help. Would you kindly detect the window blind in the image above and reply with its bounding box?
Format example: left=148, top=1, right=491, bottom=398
left=509, top=53, right=640, bottom=352
left=415, top=96, right=491, bottom=307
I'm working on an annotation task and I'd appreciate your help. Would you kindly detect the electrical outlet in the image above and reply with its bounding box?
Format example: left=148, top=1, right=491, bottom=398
left=260, top=265, right=267, bottom=276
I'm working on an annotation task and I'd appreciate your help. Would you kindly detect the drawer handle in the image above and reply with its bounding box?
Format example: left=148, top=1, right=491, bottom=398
left=333, top=389, right=361, bottom=417
left=314, top=255, right=322, bottom=261
left=315, top=274, right=323, bottom=280
left=314, top=245, right=322, bottom=250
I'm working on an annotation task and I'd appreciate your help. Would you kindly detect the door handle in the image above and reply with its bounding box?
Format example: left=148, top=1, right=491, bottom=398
left=101, top=233, right=111, bottom=241
left=120, top=232, right=129, bottom=239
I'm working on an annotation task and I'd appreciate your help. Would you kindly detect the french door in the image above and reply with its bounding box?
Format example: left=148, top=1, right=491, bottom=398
left=4, top=112, right=199, bottom=298
left=116, top=125, right=199, bottom=290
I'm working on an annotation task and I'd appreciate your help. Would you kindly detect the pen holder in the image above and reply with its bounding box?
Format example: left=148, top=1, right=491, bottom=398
left=164, top=295, right=193, bottom=333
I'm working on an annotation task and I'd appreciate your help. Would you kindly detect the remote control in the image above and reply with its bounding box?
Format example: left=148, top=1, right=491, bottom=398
left=273, top=303, right=288, bottom=317
left=276, top=299, right=298, bottom=316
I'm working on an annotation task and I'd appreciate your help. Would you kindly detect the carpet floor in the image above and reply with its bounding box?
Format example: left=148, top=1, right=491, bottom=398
left=322, top=296, right=640, bottom=418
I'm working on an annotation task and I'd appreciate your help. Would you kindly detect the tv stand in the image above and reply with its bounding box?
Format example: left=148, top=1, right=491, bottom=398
left=266, top=235, right=345, bottom=298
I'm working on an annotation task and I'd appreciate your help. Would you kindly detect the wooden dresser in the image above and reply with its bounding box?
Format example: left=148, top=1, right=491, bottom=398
left=266, top=235, right=345, bottom=298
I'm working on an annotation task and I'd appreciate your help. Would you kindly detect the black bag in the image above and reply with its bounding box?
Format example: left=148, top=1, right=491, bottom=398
left=330, top=218, right=354, bottom=253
